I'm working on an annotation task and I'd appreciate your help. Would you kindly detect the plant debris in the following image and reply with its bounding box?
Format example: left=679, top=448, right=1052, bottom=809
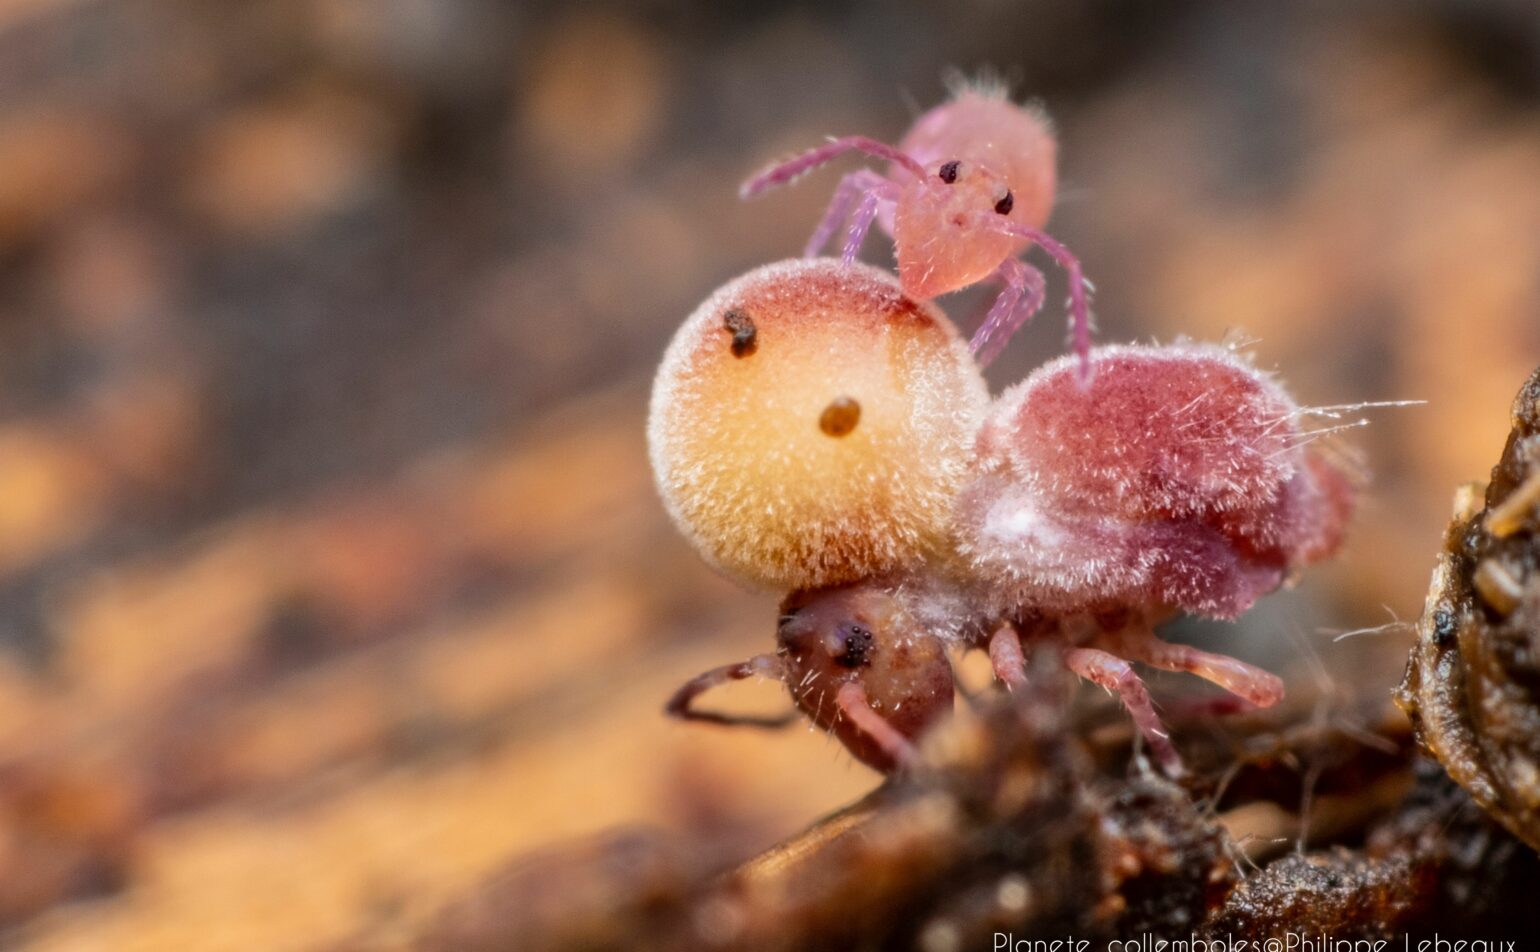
left=1399, top=366, right=1540, bottom=850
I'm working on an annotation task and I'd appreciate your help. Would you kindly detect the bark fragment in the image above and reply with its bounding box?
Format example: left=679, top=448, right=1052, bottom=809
left=1398, top=366, right=1540, bottom=850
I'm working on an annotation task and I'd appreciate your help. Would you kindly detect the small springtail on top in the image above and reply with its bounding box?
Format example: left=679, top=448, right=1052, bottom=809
left=741, top=82, right=1095, bottom=379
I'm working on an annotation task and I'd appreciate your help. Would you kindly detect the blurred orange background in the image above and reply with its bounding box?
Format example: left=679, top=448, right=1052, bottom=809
left=0, top=1, right=1536, bottom=948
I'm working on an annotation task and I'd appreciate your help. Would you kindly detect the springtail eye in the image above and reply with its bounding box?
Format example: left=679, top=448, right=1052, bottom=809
left=994, top=190, right=1014, bottom=215
left=937, top=160, right=960, bottom=184
left=834, top=623, right=874, bottom=667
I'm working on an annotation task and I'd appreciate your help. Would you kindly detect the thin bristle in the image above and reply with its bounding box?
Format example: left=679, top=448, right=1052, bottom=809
left=942, top=66, right=1014, bottom=103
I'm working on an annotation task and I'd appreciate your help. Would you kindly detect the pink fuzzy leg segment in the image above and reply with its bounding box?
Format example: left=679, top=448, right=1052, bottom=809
left=987, top=624, right=1028, bottom=689
left=1064, top=646, right=1184, bottom=776
left=1112, top=628, right=1284, bottom=708
left=664, top=654, right=795, bottom=728
left=804, top=169, right=887, bottom=258
left=969, top=261, right=1024, bottom=367
left=987, top=218, right=1094, bottom=381
left=841, top=187, right=884, bottom=264
left=971, top=259, right=1048, bottom=368
left=740, top=136, right=926, bottom=199
left=835, top=681, right=918, bottom=769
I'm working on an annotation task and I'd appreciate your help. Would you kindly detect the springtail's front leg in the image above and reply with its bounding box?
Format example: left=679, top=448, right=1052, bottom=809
left=982, top=216, right=1096, bottom=381
left=840, top=186, right=886, bottom=264
left=804, top=169, right=889, bottom=258
left=971, top=259, right=1048, bottom=368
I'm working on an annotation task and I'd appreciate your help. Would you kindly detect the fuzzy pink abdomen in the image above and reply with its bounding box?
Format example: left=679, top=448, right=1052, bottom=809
left=955, top=342, right=1356, bottom=619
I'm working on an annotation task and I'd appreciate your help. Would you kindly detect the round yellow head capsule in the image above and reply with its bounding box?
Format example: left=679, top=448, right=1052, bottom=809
left=648, top=259, right=988, bottom=590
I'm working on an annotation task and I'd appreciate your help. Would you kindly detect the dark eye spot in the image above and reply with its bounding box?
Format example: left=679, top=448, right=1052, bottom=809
left=994, top=190, right=1014, bottom=215
left=835, top=623, right=874, bottom=667
left=723, top=308, right=756, bottom=358
left=937, top=160, right=960, bottom=184
left=819, top=396, right=860, bottom=437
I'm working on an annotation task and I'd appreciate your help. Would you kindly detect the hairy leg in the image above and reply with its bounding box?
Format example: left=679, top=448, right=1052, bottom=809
left=987, top=624, right=1028, bottom=689
left=1110, top=627, right=1285, bottom=708
left=1064, top=646, right=1184, bottom=776
left=740, top=136, right=925, bottom=198
left=804, top=169, right=888, bottom=258
left=970, top=259, right=1048, bottom=368
left=664, top=654, right=797, bottom=728
left=983, top=217, right=1096, bottom=381
left=835, top=681, right=917, bottom=769
left=840, top=187, right=885, bottom=264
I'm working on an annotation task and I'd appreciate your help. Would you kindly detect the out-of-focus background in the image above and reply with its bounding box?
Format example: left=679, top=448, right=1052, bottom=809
left=0, top=0, right=1537, bottom=948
